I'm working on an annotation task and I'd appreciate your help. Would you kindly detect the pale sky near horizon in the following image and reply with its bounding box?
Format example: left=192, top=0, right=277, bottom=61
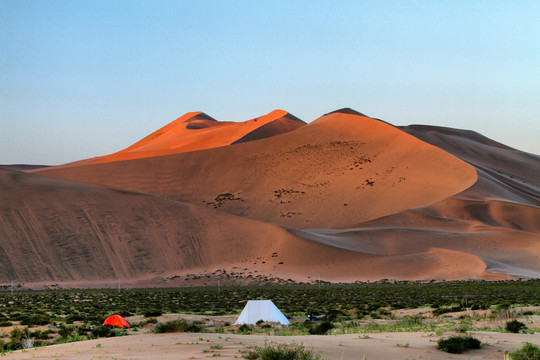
left=1, top=0, right=539, bottom=165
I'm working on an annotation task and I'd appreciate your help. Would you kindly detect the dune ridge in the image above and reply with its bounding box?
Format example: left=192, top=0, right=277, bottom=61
left=54, top=110, right=306, bottom=168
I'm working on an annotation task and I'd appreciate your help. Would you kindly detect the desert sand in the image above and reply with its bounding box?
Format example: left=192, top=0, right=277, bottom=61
left=7, top=331, right=540, bottom=360
left=1, top=108, right=539, bottom=285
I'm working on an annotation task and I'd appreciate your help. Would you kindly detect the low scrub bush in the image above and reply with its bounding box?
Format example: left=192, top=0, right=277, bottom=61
left=433, top=305, right=463, bottom=316
left=144, top=309, right=162, bottom=317
left=154, top=319, right=201, bottom=333
left=243, top=343, right=325, bottom=360
left=506, top=320, right=527, bottom=333
left=308, top=321, right=334, bottom=335
left=238, top=324, right=252, bottom=333
left=20, top=313, right=50, bottom=326
left=437, top=335, right=481, bottom=354
left=64, top=313, right=85, bottom=324
left=91, top=325, right=116, bottom=338
left=508, top=342, right=540, bottom=360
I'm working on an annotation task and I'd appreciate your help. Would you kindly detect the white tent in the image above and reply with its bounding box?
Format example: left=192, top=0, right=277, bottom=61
left=234, top=300, right=290, bottom=325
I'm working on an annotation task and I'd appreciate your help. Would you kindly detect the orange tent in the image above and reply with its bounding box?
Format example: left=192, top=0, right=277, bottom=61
left=103, top=314, right=130, bottom=328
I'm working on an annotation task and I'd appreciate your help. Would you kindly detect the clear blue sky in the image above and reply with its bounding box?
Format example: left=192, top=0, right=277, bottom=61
left=1, top=0, right=539, bottom=165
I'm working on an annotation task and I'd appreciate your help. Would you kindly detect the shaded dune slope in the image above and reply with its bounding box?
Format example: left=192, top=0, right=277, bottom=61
left=34, top=110, right=477, bottom=229
left=0, top=169, right=488, bottom=284
left=296, top=125, right=540, bottom=278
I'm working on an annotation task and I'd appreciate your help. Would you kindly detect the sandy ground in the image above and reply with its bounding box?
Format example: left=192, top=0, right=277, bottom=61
left=7, top=331, right=540, bottom=360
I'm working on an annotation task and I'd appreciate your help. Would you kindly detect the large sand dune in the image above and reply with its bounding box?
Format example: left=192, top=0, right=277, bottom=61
left=34, top=110, right=477, bottom=228
left=1, top=108, right=538, bottom=285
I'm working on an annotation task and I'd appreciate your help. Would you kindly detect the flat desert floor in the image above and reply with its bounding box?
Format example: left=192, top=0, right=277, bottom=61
left=8, top=330, right=540, bottom=360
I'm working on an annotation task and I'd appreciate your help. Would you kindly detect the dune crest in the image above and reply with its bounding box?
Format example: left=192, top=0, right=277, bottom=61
left=53, top=110, right=306, bottom=167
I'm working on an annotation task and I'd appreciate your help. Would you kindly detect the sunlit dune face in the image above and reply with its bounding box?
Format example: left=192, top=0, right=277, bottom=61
left=64, top=109, right=306, bottom=165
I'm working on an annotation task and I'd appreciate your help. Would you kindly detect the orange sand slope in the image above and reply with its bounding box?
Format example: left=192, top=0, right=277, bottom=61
left=4, top=108, right=539, bottom=284
left=0, top=169, right=490, bottom=284
left=60, top=110, right=305, bottom=167
left=34, top=109, right=477, bottom=228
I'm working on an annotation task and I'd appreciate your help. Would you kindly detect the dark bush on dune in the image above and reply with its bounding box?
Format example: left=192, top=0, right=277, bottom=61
left=238, top=324, right=252, bottom=333
left=243, top=343, right=324, bottom=360
left=144, top=309, right=163, bottom=317
left=154, top=319, right=201, bottom=333
left=91, top=325, right=116, bottom=338
left=508, top=342, right=540, bottom=360
left=438, top=335, right=481, bottom=354
left=506, top=320, right=527, bottom=333
left=308, top=321, right=334, bottom=335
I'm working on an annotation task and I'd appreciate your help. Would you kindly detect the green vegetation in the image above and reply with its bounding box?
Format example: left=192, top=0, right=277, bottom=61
left=154, top=319, right=201, bottom=333
left=0, top=280, right=538, bottom=351
left=508, top=342, right=540, bottom=360
left=306, top=321, right=334, bottom=335
left=506, top=319, right=527, bottom=333
left=437, top=335, right=481, bottom=354
left=243, top=343, right=325, bottom=360
left=2, top=280, right=539, bottom=320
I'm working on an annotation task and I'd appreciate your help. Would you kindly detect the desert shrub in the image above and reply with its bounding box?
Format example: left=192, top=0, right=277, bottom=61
left=6, top=327, right=30, bottom=350
left=135, top=317, right=158, bottom=328
left=30, top=329, right=52, bottom=340
left=522, top=311, right=534, bottom=316
left=506, top=320, right=527, bottom=333
left=497, top=301, right=513, bottom=310
left=508, top=342, right=540, bottom=360
left=243, top=343, right=325, bottom=360
left=154, top=319, right=201, bottom=333
left=326, top=309, right=346, bottom=321
left=90, top=325, right=116, bottom=338
left=397, top=315, right=424, bottom=329
left=308, top=321, right=334, bottom=335
left=0, top=321, right=12, bottom=327
left=239, top=324, right=253, bottom=334
left=20, top=313, right=50, bottom=326
left=144, top=309, right=162, bottom=317
left=437, top=335, right=481, bottom=354
left=119, top=310, right=133, bottom=317
left=64, top=313, right=84, bottom=324
left=58, top=324, right=75, bottom=339
left=433, top=305, right=463, bottom=316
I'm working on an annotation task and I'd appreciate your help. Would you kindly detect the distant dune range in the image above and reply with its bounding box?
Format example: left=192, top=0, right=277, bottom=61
left=1, top=108, right=539, bottom=286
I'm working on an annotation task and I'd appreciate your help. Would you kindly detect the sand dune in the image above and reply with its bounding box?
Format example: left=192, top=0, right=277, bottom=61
left=34, top=109, right=477, bottom=228
left=0, top=168, right=490, bottom=284
left=2, top=108, right=538, bottom=284
left=57, top=110, right=305, bottom=167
